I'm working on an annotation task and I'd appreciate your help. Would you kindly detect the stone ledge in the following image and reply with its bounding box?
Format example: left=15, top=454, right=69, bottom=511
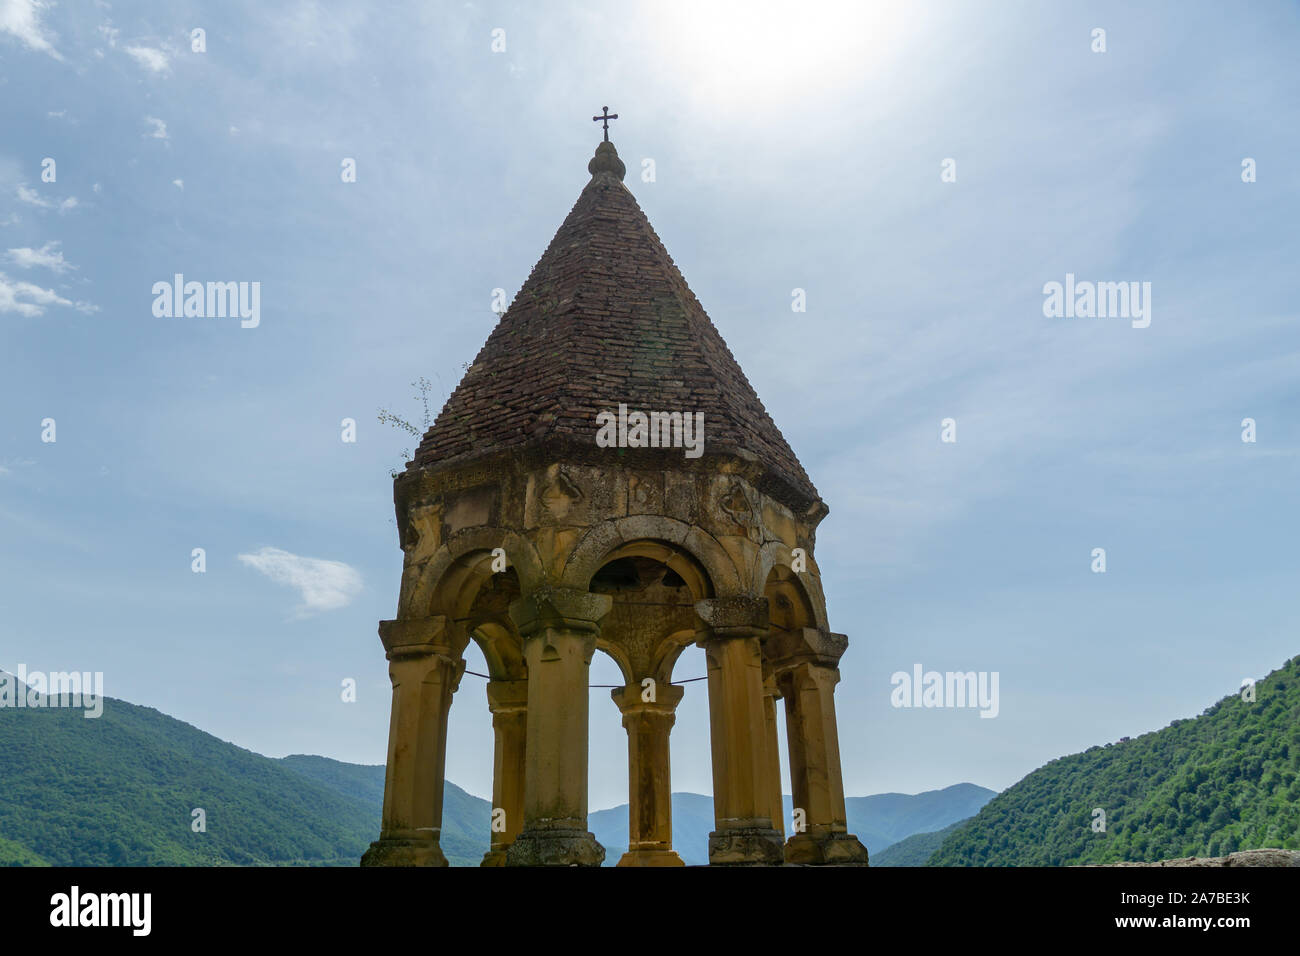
left=1085, top=849, right=1299, bottom=867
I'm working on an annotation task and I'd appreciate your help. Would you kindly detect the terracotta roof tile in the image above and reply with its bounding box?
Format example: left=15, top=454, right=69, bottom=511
left=412, top=141, right=818, bottom=505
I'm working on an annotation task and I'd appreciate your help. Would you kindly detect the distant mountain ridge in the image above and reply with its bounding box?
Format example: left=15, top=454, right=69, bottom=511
left=591, top=784, right=995, bottom=865
left=844, top=784, right=993, bottom=852
left=0, top=681, right=992, bottom=866
left=873, top=819, right=971, bottom=867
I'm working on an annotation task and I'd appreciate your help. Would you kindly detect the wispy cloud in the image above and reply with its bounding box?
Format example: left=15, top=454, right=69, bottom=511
left=143, top=115, right=168, bottom=140
left=97, top=18, right=172, bottom=74
left=0, top=0, right=64, bottom=60
left=237, top=546, right=363, bottom=616
left=6, top=240, right=74, bottom=272
left=15, top=184, right=78, bottom=212
left=124, top=44, right=169, bottom=73
left=16, top=185, right=49, bottom=206
left=0, top=274, right=69, bottom=315
left=172, top=178, right=184, bottom=190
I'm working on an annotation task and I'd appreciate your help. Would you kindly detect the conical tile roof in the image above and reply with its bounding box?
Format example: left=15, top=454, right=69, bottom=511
left=411, top=140, right=819, bottom=508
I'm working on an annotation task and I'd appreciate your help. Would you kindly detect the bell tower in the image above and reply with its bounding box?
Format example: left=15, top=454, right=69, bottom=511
left=361, top=123, right=868, bottom=867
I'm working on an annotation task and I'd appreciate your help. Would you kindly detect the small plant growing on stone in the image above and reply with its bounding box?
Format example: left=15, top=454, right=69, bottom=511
left=378, top=376, right=436, bottom=478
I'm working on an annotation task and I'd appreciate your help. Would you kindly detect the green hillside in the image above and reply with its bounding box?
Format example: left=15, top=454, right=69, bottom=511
left=930, top=655, right=1300, bottom=866
left=0, top=834, right=48, bottom=867
left=873, top=819, right=970, bottom=866
left=0, top=690, right=380, bottom=866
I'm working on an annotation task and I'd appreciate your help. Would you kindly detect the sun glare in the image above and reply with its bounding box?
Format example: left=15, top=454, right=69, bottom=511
left=648, top=0, right=915, bottom=110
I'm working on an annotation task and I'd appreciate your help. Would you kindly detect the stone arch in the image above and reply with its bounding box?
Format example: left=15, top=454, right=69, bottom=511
left=403, top=527, right=546, bottom=619
left=582, top=540, right=717, bottom=686
left=468, top=619, right=526, bottom=682
left=593, top=639, right=633, bottom=686
left=560, top=515, right=741, bottom=596
left=755, top=541, right=829, bottom=632
left=590, top=539, right=715, bottom=603
left=655, top=627, right=703, bottom=685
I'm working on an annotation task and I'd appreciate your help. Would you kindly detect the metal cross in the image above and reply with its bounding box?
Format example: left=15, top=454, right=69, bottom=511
left=592, top=106, right=618, bottom=141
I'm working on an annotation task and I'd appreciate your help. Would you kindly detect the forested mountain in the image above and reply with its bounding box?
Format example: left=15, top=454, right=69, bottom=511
left=0, top=690, right=377, bottom=865
left=930, top=655, right=1300, bottom=866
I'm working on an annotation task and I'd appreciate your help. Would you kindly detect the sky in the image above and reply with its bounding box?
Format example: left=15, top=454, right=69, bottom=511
left=1, top=0, right=1298, bottom=817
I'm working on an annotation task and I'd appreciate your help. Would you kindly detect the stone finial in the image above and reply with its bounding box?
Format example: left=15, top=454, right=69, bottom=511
left=588, top=140, right=626, bottom=181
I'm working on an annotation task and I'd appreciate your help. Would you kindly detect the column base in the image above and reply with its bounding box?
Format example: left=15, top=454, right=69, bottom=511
left=708, top=826, right=786, bottom=866
left=480, top=846, right=510, bottom=867
left=360, top=836, right=449, bottom=867
left=617, top=848, right=686, bottom=867
left=504, top=828, right=606, bottom=867
left=784, top=830, right=870, bottom=866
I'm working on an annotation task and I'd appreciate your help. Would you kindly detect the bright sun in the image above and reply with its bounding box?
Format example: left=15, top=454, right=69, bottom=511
left=648, top=0, right=916, bottom=110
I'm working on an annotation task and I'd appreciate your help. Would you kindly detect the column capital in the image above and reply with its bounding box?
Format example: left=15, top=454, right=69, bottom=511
left=378, top=616, right=468, bottom=660
left=509, top=586, right=613, bottom=638
left=693, top=596, right=770, bottom=642
left=775, top=658, right=842, bottom=696
left=485, top=678, right=529, bottom=715
left=610, top=680, right=685, bottom=717
left=767, top=626, right=848, bottom=669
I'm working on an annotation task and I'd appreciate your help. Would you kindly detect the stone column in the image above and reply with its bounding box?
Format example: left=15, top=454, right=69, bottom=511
left=361, top=616, right=466, bottom=867
left=504, top=586, right=612, bottom=866
left=761, top=669, right=786, bottom=840
left=695, top=597, right=785, bottom=865
left=610, top=681, right=685, bottom=866
left=771, top=627, right=869, bottom=866
left=480, top=678, right=528, bottom=867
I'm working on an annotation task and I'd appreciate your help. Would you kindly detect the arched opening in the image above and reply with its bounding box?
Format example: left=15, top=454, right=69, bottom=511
left=762, top=564, right=821, bottom=844
left=665, top=640, right=716, bottom=865
left=764, top=564, right=817, bottom=632
left=432, top=554, right=527, bottom=865
left=587, top=646, right=629, bottom=865
left=441, top=636, right=495, bottom=865
left=582, top=541, right=714, bottom=866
